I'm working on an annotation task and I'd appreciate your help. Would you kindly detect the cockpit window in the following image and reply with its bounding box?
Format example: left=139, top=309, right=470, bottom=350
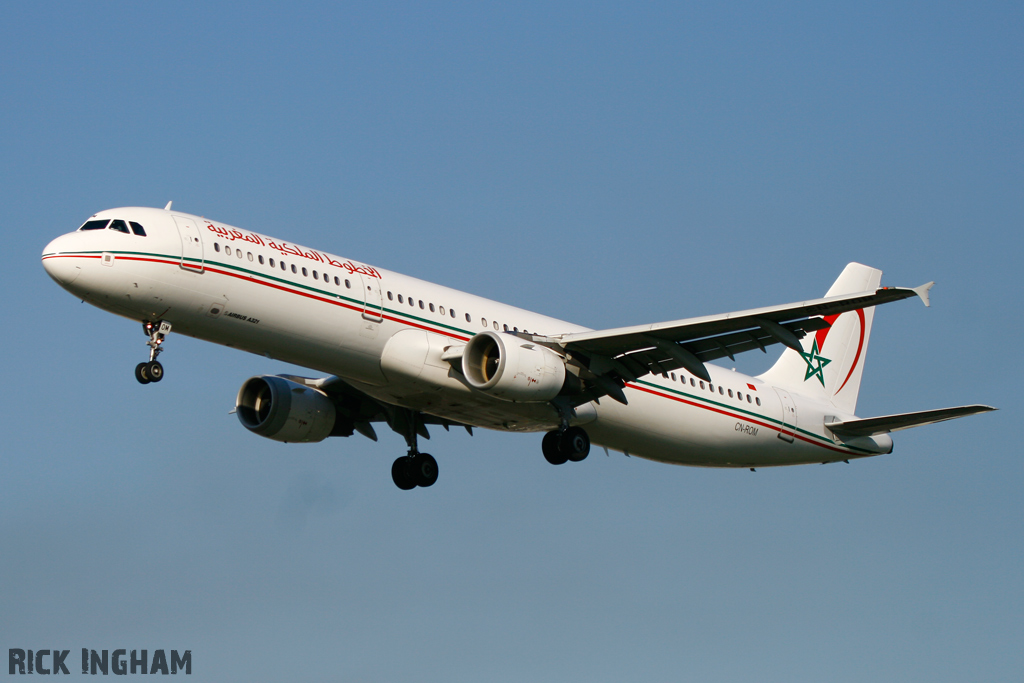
left=129, top=221, right=147, bottom=236
left=79, top=219, right=110, bottom=231
left=108, top=220, right=130, bottom=234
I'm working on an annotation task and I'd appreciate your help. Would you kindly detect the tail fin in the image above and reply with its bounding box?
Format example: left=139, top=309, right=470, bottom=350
left=757, top=263, right=881, bottom=415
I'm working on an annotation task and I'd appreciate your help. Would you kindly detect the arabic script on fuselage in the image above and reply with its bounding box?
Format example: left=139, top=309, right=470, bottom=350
left=204, top=223, right=381, bottom=278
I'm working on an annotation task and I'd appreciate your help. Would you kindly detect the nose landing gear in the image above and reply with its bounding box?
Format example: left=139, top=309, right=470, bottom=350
left=135, top=320, right=171, bottom=385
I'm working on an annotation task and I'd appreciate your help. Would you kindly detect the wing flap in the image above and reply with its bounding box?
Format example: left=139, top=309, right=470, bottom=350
left=825, top=405, right=996, bottom=437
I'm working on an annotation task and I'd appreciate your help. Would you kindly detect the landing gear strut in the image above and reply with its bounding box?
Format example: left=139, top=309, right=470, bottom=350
left=542, top=426, right=590, bottom=465
left=390, top=408, right=439, bottom=490
left=135, top=320, right=171, bottom=385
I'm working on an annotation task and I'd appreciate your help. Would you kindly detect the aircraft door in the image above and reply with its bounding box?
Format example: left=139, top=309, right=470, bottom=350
left=774, top=387, right=797, bottom=443
left=172, top=216, right=205, bottom=272
left=360, top=273, right=384, bottom=322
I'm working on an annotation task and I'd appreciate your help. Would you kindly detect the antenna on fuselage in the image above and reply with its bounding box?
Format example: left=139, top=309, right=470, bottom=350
left=164, top=201, right=173, bottom=211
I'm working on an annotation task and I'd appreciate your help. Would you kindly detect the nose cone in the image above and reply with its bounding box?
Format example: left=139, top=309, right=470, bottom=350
left=42, top=235, right=81, bottom=286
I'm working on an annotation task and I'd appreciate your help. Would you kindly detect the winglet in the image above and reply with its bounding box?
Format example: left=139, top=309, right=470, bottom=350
left=913, top=281, right=934, bottom=307
left=164, top=201, right=173, bottom=211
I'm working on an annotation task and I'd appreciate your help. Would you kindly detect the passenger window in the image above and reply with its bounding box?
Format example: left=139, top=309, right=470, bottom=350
left=129, top=221, right=147, bottom=236
left=258, top=255, right=264, bottom=264
left=225, top=246, right=232, bottom=256
left=719, top=386, right=724, bottom=395
left=671, top=373, right=676, bottom=381
left=312, top=270, right=318, bottom=279
left=728, top=389, right=733, bottom=398
left=439, top=306, right=445, bottom=315
left=755, top=397, right=761, bottom=406
left=451, top=309, right=456, bottom=318
left=334, top=276, right=340, bottom=285
left=237, top=250, right=243, bottom=259
left=302, top=267, right=308, bottom=276
left=214, top=243, right=221, bottom=252
left=429, top=303, right=435, bottom=313
left=409, top=297, right=415, bottom=307
left=248, top=253, right=254, bottom=262
left=388, top=291, right=394, bottom=300
left=291, top=265, right=297, bottom=273
left=709, top=384, right=714, bottom=392
left=345, top=280, right=352, bottom=288
left=503, top=324, right=509, bottom=332
left=79, top=219, right=110, bottom=231
left=482, top=318, right=487, bottom=327
left=108, top=220, right=130, bottom=234
left=269, top=258, right=275, bottom=267
left=419, top=300, right=425, bottom=309
left=397, top=294, right=404, bottom=303
left=494, top=321, right=499, bottom=330
left=281, top=262, right=287, bottom=270
left=465, top=313, right=471, bottom=322
left=513, top=327, right=519, bottom=333
left=699, top=381, right=705, bottom=389
left=690, top=378, right=695, bottom=386
left=747, top=395, right=752, bottom=403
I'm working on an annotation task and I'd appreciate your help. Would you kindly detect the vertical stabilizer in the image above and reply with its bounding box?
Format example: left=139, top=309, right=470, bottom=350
left=757, top=263, right=881, bottom=415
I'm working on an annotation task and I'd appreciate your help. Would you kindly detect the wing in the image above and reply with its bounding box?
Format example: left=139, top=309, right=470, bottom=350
left=526, top=282, right=934, bottom=406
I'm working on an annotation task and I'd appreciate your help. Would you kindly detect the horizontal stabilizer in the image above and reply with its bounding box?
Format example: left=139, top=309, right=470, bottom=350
left=826, top=405, right=996, bottom=437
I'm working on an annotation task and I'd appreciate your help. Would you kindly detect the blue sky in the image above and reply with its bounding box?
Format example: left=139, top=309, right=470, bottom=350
left=2, top=2, right=1021, bottom=681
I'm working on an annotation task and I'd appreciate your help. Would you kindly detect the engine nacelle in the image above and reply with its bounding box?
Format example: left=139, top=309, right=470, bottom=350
left=461, top=331, right=567, bottom=402
left=236, top=376, right=337, bottom=443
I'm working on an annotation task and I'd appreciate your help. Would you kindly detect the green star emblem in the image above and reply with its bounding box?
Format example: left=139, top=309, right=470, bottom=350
left=800, top=339, right=831, bottom=387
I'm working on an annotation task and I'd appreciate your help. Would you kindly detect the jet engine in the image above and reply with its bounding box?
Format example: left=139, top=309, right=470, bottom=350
left=236, top=375, right=337, bottom=443
left=461, top=331, right=567, bottom=402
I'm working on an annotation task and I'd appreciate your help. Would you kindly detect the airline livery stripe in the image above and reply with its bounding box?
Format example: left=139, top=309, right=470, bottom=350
left=626, top=382, right=871, bottom=456
left=44, top=251, right=475, bottom=340
left=631, top=378, right=873, bottom=452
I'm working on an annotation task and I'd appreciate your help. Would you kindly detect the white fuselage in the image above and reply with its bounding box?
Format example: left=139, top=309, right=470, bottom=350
left=42, top=207, right=891, bottom=468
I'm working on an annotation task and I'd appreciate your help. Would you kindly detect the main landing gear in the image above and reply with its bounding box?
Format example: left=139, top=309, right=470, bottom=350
left=390, top=408, right=439, bottom=490
left=392, top=453, right=439, bottom=490
left=542, top=426, right=590, bottom=465
left=135, top=320, right=171, bottom=385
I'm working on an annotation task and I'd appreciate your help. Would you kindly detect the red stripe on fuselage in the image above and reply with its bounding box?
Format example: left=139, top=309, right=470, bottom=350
left=626, top=383, right=858, bottom=457
left=54, top=253, right=472, bottom=342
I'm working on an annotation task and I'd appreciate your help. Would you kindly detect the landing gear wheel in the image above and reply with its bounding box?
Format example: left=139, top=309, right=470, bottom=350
left=392, top=457, right=417, bottom=490
left=542, top=431, right=569, bottom=465
left=135, top=363, right=151, bottom=385
left=413, top=453, right=439, bottom=487
left=146, top=361, right=164, bottom=383
left=562, top=426, right=590, bottom=462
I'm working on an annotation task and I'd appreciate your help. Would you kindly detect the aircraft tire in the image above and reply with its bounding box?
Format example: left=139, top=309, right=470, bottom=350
left=135, top=363, right=151, bottom=384
left=562, top=427, right=590, bottom=462
left=542, top=431, right=568, bottom=465
left=147, top=361, right=164, bottom=383
left=413, top=453, right=439, bottom=487
left=392, top=457, right=417, bottom=490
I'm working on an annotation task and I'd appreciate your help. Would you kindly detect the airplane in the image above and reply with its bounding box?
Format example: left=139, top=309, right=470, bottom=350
left=41, top=204, right=995, bottom=490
